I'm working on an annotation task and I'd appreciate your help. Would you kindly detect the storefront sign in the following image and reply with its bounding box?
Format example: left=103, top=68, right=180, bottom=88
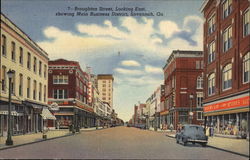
left=204, top=96, right=250, bottom=112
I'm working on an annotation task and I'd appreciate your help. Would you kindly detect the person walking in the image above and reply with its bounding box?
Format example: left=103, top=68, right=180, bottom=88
left=170, top=123, right=173, bottom=132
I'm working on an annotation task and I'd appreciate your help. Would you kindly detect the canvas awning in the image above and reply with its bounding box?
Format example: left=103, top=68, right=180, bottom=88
left=41, top=108, right=56, bottom=120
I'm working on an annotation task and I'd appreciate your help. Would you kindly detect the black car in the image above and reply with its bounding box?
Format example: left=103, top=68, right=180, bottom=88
left=176, top=124, right=208, bottom=147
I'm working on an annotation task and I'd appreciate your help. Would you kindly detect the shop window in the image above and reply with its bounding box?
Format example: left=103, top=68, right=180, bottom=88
left=208, top=41, right=215, bottom=63
left=222, top=0, right=232, bottom=19
left=179, top=111, right=188, bottom=124
left=222, top=63, right=232, bottom=90
left=1, top=66, right=6, bottom=91
left=19, top=47, right=23, bottom=65
left=208, top=14, right=216, bottom=34
left=197, top=76, right=203, bottom=89
left=243, top=52, right=250, bottom=83
left=197, top=112, right=203, bottom=120
left=223, top=26, right=232, bottom=52
left=243, top=8, right=249, bottom=37
left=1, top=34, right=6, bottom=56
left=208, top=73, right=215, bottom=96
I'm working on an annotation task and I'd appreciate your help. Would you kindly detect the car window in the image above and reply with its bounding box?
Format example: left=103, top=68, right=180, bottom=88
left=185, top=126, right=204, bottom=135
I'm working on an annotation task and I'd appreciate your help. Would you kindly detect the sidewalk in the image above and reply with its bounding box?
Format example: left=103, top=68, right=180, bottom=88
left=163, top=129, right=249, bottom=157
left=0, top=127, right=105, bottom=150
left=0, top=129, right=72, bottom=150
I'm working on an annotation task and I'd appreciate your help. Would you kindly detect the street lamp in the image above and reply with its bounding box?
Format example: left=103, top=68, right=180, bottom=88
left=189, top=93, right=194, bottom=124
left=6, top=69, right=15, bottom=145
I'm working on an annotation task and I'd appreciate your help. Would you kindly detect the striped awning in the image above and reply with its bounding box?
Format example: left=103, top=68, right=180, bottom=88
left=40, top=108, right=56, bottom=120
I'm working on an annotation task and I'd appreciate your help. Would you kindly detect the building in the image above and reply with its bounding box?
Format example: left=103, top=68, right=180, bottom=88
left=163, top=50, right=204, bottom=129
left=201, top=0, right=250, bottom=137
left=0, top=13, right=55, bottom=136
left=48, top=59, right=96, bottom=129
left=97, top=74, right=114, bottom=109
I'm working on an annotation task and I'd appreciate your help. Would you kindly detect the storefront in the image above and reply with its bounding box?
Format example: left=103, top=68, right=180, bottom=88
left=204, top=93, right=249, bottom=138
left=160, top=110, right=169, bottom=130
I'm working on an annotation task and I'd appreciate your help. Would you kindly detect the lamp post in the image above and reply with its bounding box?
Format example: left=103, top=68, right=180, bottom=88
left=189, top=93, right=194, bottom=124
left=6, top=69, right=15, bottom=145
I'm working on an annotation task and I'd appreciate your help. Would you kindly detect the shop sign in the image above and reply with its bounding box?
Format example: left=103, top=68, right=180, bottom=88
left=204, top=96, right=250, bottom=112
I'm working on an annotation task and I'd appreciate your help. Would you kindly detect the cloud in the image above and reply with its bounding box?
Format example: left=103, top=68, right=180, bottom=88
left=121, top=60, right=141, bottom=67
left=114, top=68, right=144, bottom=75
left=145, top=65, right=163, bottom=74
left=159, top=20, right=180, bottom=38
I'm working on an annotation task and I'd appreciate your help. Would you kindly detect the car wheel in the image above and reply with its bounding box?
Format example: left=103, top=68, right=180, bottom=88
left=182, top=138, right=187, bottom=146
left=201, top=143, right=207, bottom=147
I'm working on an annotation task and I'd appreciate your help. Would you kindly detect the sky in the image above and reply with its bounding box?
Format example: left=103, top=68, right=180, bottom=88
left=1, top=0, right=204, bottom=122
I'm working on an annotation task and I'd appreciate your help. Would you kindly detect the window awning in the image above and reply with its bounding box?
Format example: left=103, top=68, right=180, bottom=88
left=41, top=108, right=56, bottom=120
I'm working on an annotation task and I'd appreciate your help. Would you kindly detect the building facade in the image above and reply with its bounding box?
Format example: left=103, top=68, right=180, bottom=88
left=201, top=0, right=250, bottom=137
left=48, top=59, right=95, bottom=129
left=163, top=50, right=204, bottom=129
left=0, top=13, right=54, bottom=136
left=97, top=74, right=114, bottom=109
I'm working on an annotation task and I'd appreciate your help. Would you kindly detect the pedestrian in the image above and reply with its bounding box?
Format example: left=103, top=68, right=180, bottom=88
left=211, top=126, right=214, bottom=137
left=170, top=123, right=173, bottom=132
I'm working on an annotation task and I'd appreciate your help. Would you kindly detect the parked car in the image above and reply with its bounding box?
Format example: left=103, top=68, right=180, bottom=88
left=176, top=124, right=208, bottom=147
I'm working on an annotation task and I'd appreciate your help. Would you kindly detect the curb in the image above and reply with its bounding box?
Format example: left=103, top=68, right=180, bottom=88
left=165, top=134, right=249, bottom=158
left=0, top=133, right=74, bottom=151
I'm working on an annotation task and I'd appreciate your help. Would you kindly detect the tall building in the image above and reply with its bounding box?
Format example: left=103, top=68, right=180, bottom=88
left=0, top=13, right=54, bottom=136
left=48, top=59, right=96, bottom=129
left=97, top=74, right=114, bottom=109
left=163, top=50, right=204, bottom=129
left=201, top=0, right=249, bottom=136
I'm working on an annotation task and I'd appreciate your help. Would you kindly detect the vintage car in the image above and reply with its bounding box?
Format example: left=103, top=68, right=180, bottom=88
left=176, top=124, right=208, bottom=147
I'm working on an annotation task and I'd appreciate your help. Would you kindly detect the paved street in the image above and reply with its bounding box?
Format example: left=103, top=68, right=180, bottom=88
left=0, top=126, right=248, bottom=159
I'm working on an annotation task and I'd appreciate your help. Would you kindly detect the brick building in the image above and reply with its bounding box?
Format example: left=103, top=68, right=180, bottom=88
left=163, top=50, right=204, bottom=129
left=201, top=0, right=249, bottom=137
left=48, top=59, right=96, bottom=129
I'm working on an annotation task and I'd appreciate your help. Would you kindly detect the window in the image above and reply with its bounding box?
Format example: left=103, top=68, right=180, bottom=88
left=19, top=74, right=23, bottom=96
left=33, top=80, right=37, bottom=100
left=243, top=52, right=250, bottom=83
left=243, top=9, right=250, bottom=37
left=10, top=71, right=15, bottom=94
left=39, top=61, right=42, bottom=76
left=196, top=92, right=203, bottom=108
left=196, top=61, right=200, bottom=69
left=27, top=77, right=30, bottom=98
left=208, top=73, right=215, bottom=96
left=1, top=35, right=6, bottom=56
left=1, top=66, right=6, bottom=91
left=19, top=47, right=23, bottom=64
left=197, top=111, right=203, bottom=120
left=208, top=14, right=216, bottom=34
left=38, top=83, right=42, bottom=101
left=223, top=26, right=232, bottom=52
left=223, top=0, right=232, bottom=19
left=27, top=52, right=31, bottom=69
left=53, top=89, right=68, bottom=99
left=222, top=63, right=232, bottom=90
left=11, top=42, right=16, bottom=61
left=53, top=75, right=68, bottom=84
left=208, top=41, right=215, bottom=63
left=44, top=65, right=47, bottom=79
left=33, top=57, right=37, bottom=73
left=44, top=85, right=46, bottom=102
left=197, top=76, right=203, bottom=89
